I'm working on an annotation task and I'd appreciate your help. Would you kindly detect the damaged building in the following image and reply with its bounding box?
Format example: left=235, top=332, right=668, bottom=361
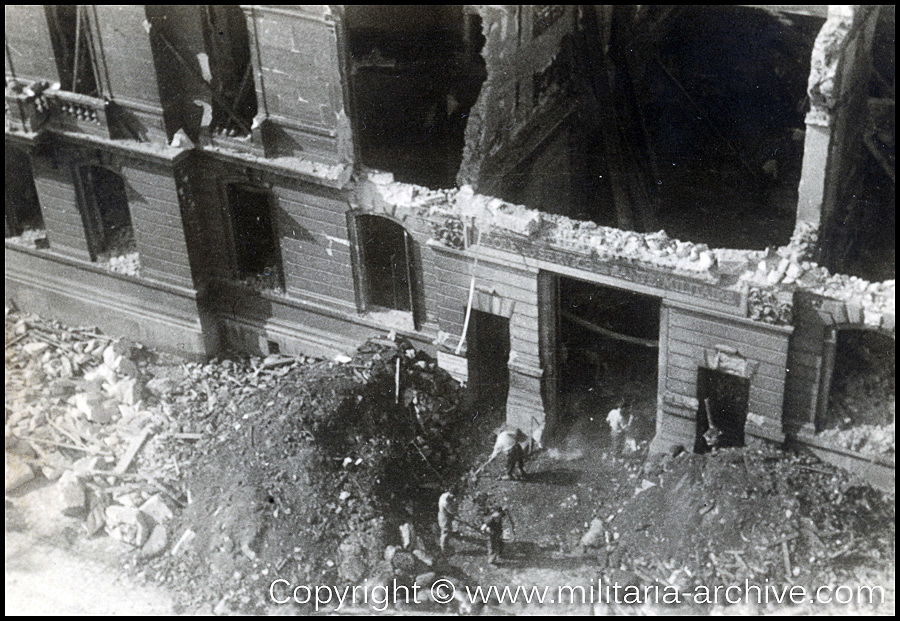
left=5, top=6, right=895, bottom=481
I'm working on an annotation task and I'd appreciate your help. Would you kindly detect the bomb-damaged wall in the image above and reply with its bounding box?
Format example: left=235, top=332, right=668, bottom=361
left=457, top=7, right=583, bottom=203
left=361, top=172, right=894, bottom=446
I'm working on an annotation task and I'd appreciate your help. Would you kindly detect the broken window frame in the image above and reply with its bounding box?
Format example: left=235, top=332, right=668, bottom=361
left=222, top=181, right=284, bottom=288
left=75, top=164, right=135, bottom=262
left=45, top=5, right=101, bottom=97
left=5, top=146, right=45, bottom=238
left=199, top=4, right=258, bottom=137
left=347, top=212, right=420, bottom=329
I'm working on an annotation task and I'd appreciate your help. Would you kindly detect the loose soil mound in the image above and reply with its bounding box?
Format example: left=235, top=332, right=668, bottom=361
left=148, top=336, right=478, bottom=613
left=612, top=447, right=894, bottom=594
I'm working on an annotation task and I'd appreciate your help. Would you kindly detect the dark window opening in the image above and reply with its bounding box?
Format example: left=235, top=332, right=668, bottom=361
left=79, top=165, right=135, bottom=261
left=355, top=214, right=415, bottom=315
left=467, top=310, right=510, bottom=417
left=822, top=329, right=894, bottom=433
left=695, top=368, right=750, bottom=453
left=595, top=6, right=823, bottom=247
left=345, top=6, right=487, bottom=188
left=267, top=340, right=280, bottom=355
left=201, top=5, right=258, bottom=137
left=5, top=146, right=46, bottom=244
left=553, top=275, right=660, bottom=446
left=225, top=183, right=282, bottom=287
left=45, top=5, right=99, bottom=96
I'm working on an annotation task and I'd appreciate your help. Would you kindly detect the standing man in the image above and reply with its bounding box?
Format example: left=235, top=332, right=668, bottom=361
left=505, top=441, right=527, bottom=480
left=437, top=489, right=458, bottom=553
left=606, top=402, right=627, bottom=455
left=480, top=506, right=514, bottom=564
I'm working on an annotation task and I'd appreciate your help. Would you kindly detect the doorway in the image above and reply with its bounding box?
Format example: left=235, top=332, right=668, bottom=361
left=695, top=367, right=750, bottom=452
left=539, top=271, right=661, bottom=446
left=467, top=310, right=510, bottom=416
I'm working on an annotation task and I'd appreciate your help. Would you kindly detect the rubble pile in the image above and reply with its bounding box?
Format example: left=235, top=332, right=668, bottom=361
left=367, top=173, right=894, bottom=324
left=365, top=173, right=721, bottom=276
left=5, top=310, right=193, bottom=552
left=105, top=252, right=141, bottom=277
left=141, top=335, right=475, bottom=613
left=819, top=423, right=895, bottom=456
left=4, top=309, right=308, bottom=559
left=6, top=306, right=477, bottom=612
left=819, top=330, right=895, bottom=455
left=606, top=448, right=894, bottom=600
left=542, top=220, right=719, bottom=275
left=739, top=240, right=895, bottom=321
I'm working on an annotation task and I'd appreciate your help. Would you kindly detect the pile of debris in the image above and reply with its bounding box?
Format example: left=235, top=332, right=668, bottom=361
left=819, top=424, right=895, bottom=456
left=6, top=310, right=173, bottom=552
left=4, top=228, right=49, bottom=250
left=365, top=173, right=720, bottom=275
left=137, top=334, right=475, bottom=613
left=4, top=309, right=308, bottom=563
left=597, top=447, right=894, bottom=607
left=105, top=252, right=141, bottom=277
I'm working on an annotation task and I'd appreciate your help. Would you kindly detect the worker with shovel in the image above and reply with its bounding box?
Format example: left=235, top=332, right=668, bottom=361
left=438, top=489, right=459, bottom=553
left=437, top=488, right=485, bottom=554
left=474, top=425, right=529, bottom=480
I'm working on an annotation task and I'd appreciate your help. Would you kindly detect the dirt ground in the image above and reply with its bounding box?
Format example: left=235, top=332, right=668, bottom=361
left=4, top=308, right=895, bottom=616
left=6, top=480, right=174, bottom=615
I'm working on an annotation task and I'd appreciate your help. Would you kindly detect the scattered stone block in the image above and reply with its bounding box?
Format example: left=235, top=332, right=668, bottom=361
left=145, top=376, right=174, bottom=397
left=140, top=524, right=169, bottom=559
left=5, top=453, right=34, bottom=492
left=40, top=450, right=72, bottom=481
left=580, top=518, right=605, bottom=548
left=74, top=391, right=116, bottom=423
left=139, top=493, right=175, bottom=524
left=105, top=505, right=154, bottom=547
left=57, top=470, right=87, bottom=516
left=22, top=342, right=49, bottom=356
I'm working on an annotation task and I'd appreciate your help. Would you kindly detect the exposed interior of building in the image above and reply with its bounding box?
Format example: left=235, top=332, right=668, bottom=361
left=4, top=6, right=894, bottom=478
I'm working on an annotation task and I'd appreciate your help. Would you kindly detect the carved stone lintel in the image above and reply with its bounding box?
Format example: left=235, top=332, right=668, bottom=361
left=747, top=286, right=793, bottom=325
left=704, top=348, right=759, bottom=380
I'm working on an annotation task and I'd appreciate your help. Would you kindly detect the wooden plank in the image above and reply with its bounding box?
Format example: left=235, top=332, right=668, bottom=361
left=132, top=218, right=188, bottom=240
left=511, top=312, right=539, bottom=333
left=280, top=199, right=347, bottom=226
left=433, top=262, right=538, bottom=294
left=140, top=257, right=194, bottom=282
left=510, top=325, right=540, bottom=347
left=668, top=337, right=702, bottom=359
left=750, top=393, right=782, bottom=410
left=282, top=250, right=353, bottom=277
left=138, top=244, right=191, bottom=275
left=669, top=314, right=789, bottom=353
left=283, top=262, right=353, bottom=288
left=114, top=426, right=153, bottom=475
